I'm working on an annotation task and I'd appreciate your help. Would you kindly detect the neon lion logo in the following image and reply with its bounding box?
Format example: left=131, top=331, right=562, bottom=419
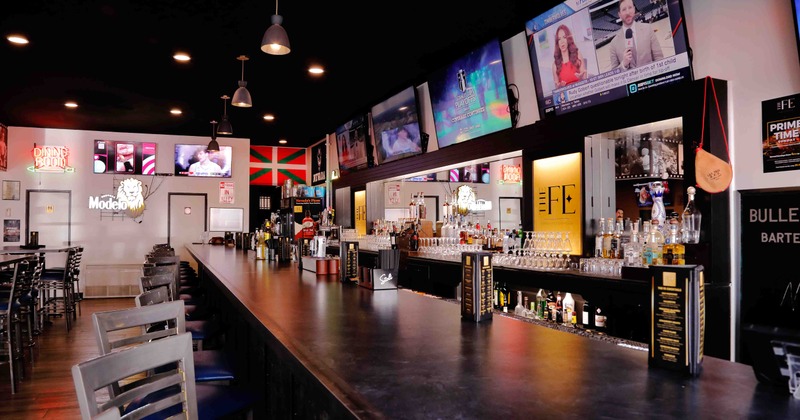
left=117, top=178, right=145, bottom=218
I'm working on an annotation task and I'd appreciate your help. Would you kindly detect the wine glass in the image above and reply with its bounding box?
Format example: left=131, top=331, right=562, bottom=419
left=561, top=232, right=573, bottom=269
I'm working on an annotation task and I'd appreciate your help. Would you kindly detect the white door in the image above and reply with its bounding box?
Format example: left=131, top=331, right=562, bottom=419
left=27, top=190, right=71, bottom=268
left=498, top=197, right=522, bottom=230
left=168, top=193, right=207, bottom=270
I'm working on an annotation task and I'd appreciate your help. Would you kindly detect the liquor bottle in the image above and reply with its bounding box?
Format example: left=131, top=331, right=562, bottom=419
left=418, top=193, right=427, bottom=220
left=555, top=291, right=563, bottom=324
left=623, top=221, right=643, bottom=267
left=493, top=280, right=500, bottom=309
left=409, top=194, right=418, bottom=220
left=562, top=292, right=576, bottom=327
left=582, top=299, right=595, bottom=329
left=535, top=289, right=546, bottom=320
left=681, top=186, right=702, bottom=244
left=594, top=218, right=605, bottom=258
left=643, top=220, right=665, bottom=266
left=602, top=218, right=614, bottom=258
left=409, top=224, right=420, bottom=251
left=390, top=230, right=398, bottom=250
left=610, top=219, right=622, bottom=259
left=545, top=290, right=556, bottom=321
left=663, top=221, right=686, bottom=265
left=514, top=291, right=526, bottom=316
left=595, top=305, right=607, bottom=333
left=523, top=296, right=532, bottom=318
left=500, top=282, right=510, bottom=313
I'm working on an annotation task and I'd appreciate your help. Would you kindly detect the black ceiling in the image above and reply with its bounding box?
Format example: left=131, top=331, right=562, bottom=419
left=0, top=1, right=557, bottom=147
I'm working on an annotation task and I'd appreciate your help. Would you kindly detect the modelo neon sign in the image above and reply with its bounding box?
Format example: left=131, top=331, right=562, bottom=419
left=29, top=145, right=74, bottom=173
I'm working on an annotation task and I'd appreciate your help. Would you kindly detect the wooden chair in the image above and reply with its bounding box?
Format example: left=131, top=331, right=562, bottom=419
left=72, top=332, right=199, bottom=419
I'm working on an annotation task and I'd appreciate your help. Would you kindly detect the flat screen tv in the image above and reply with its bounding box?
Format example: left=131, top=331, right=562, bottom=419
left=428, top=38, right=512, bottom=149
left=371, top=86, right=423, bottom=165
left=174, top=144, right=232, bottom=178
left=93, top=140, right=156, bottom=175
left=526, top=0, right=692, bottom=118
left=335, top=114, right=371, bottom=174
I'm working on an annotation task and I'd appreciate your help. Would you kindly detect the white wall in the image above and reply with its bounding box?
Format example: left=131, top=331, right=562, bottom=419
left=1, top=126, right=250, bottom=296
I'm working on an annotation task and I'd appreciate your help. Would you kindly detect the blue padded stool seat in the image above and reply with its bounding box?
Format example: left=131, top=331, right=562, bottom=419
left=193, top=350, right=236, bottom=382
left=125, top=383, right=258, bottom=420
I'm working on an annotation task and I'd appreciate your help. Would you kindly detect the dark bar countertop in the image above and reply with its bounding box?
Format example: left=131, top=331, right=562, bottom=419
left=187, top=244, right=799, bottom=418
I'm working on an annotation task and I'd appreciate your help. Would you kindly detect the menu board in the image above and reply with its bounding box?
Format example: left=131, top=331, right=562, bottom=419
left=462, top=252, right=493, bottom=322
left=650, top=265, right=705, bottom=376
left=340, top=241, right=359, bottom=283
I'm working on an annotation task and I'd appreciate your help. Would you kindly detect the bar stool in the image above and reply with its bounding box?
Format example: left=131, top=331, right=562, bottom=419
left=38, top=246, right=79, bottom=332
left=0, top=256, right=36, bottom=394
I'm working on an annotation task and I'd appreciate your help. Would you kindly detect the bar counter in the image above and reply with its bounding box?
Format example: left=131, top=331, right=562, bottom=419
left=186, top=244, right=799, bottom=418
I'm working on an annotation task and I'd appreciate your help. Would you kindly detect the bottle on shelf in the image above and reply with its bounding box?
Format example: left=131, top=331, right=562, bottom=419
left=623, top=220, right=643, bottom=267
left=643, top=219, right=665, bottom=266
left=595, top=304, right=607, bottom=333
left=523, top=296, right=532, bottom=318
left=663, top=220, right=686, bottom=265
left=418, top=192, right=427, bottom=220
left=514, top=291, right=526, bottom=317
left=500, top=282, right=510, bottom=313
left=535, top=289, right=546, bottom=320
left=545, top=290, right=556, bottom=321
left=681, top=186, right=702, bottom=244
left=594, top=218, right=605, bottom=258
left=409, top=194, right=418, bottom=220
left=602, top=218, right=614, bottom=258
left=554, top=291, right=563, bottom=324
left=409, top=223, right=420, bottom=252
left=610, top=218, right=623, bottom=259
left=563, top=292, right=576, bottom=327
left=582, top=299, right=595, bottom=329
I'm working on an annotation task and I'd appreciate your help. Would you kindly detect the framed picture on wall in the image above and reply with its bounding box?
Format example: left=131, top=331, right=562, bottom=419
left=2, top=180, right=20, bottom=200
left=3, top=219, right=20, bottom=242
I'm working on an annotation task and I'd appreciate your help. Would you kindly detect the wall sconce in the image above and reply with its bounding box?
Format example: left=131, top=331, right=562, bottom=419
left=184, top=207, right=192, bottom=215
left=330, top=169, right=339, bottom=180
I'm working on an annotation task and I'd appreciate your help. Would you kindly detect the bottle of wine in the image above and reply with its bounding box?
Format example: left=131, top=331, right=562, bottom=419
left=545, top=290, right=556, bottom=321
left=582, top=300, right=594, bottom=329
left=409, top=224, right=420, bottom=252
left=595, top=305, right=607, bottom=333
left=500, top=282, right=510, bottom=313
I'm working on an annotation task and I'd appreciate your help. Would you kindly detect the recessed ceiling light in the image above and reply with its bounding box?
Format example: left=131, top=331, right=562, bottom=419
left=7, top=34, right=29, bottom=45
left=308, top=66, right=324, bottom=75
left=278, top=139, right=287, bottom=144
left=398, top=106, right=408, bottom=111
left=173, top=52, right=191, bottom=62
left=170, top=108, right=182, bottom=115
left=263, top=114, right=275, bottom=121
left=64, top=101, right=78, bottom=108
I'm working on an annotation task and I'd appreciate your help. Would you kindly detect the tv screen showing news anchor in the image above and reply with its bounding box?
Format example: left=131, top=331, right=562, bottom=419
left=526, top=0, right=692, bottom=118
left=174, top=144, right=232, bottom=177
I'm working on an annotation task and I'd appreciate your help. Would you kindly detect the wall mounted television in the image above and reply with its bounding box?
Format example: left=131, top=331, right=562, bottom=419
left=428, top=38, right=512, bottom=149
left=371, top=86, right=424, bottom=165
left=526, top=0, right=692, bottom=118
left=93, top=140, right=156, bottom=175
left=174, top=144, right=232, bottom=178
left=335, top=113, right=371, bottom=174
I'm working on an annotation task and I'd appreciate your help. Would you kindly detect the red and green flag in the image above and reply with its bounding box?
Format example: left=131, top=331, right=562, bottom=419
left=250, top=146, right=308, bottom=186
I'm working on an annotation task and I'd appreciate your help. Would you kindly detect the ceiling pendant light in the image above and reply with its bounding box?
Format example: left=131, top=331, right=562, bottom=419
left=207, top=120, right=221, bottom=152
left=232, top=55, right=253, bottom=107
left=261, top=0, right=290, bottom=55
left=217, top=95, right=233, bottom=135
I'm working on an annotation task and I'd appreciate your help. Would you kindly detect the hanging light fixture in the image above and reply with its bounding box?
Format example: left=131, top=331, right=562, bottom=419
left=217, top=95, right=233, bottom=135
left=232, top=55, right=253, bottom=107
left=261, top=0, right=290, bottom=55
left=207, top=120, right=221, bottom=152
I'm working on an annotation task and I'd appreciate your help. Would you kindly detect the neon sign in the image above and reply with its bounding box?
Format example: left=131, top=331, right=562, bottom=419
left=500, top=164, right=521, bottom=184
left=29, top=145, right=74, bottom=173
left=88, top=178, right=146, bottom=219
